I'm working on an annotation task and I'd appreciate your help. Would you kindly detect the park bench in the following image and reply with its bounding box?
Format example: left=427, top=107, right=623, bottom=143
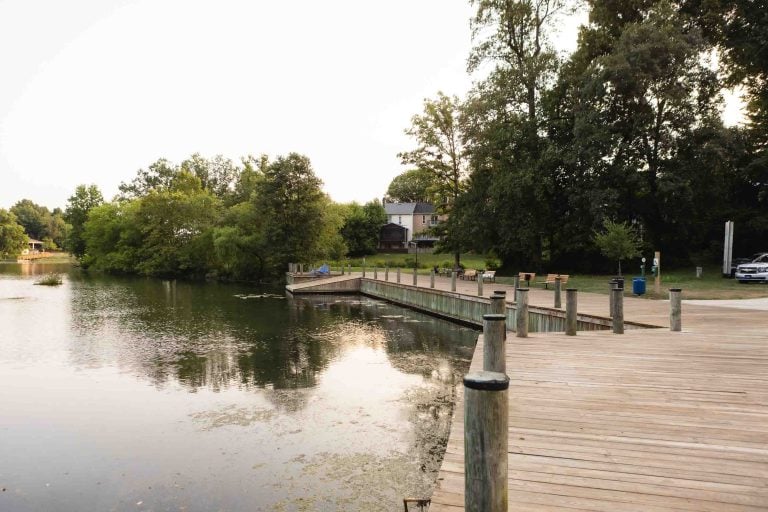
left=461, top=269, right=478, bottom=281
left=539, top=273, right=569, bottom=289
left=481, top=270, right=496, bottom=282
left=518, top=272, right=536, bottom=287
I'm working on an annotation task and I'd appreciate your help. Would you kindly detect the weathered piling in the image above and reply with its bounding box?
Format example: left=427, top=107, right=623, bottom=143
left=373, top=267, right=378, bottom=280
left=464, top=371, right=509, bottom=512
left=397, top=267, right=401, bottom=284
left=490, top=292, right=506, bottom=315
left=413, top=268, right=417, bottom=286
left=513, top=275, right=520, bottom=302
left=554, top=276, right=562, bottom=309
left=477, top=274, right=484, bottom=297
left=608, top=279, right=615, bottom=316
left=612, top=286, right=624, bottom=334
left=516, top=288, right=529, bottom=337
left=451, top=271, right=457, bottom=292
left=482, top=314, right=506, bottom=373
left=385, top=267, right=389, bottom=281
left=670, top=288, right=682, bottom=331
left=299, top=263, right=304, bottom=274
left=430, top=270, right=435, bottom=289
left=565, top=288, right=578, bottom=335
left=362, top=265, right=366, bottom=278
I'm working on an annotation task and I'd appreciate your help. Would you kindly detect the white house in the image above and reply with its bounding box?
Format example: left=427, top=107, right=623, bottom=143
left=381, top=202, right=442, bottom=249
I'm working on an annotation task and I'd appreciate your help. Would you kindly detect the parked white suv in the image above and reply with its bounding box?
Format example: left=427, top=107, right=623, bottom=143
left=735, top=253, right=768, bottom=283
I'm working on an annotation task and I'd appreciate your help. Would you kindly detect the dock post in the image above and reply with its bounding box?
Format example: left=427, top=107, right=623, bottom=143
left=565, top=289, right=577, bottom=336
left=373, top=267, right=378, bottom=280
left=477, top=274, right=484, bottom=297
left=513, top=275, right=520, bottom=302
left=397, top=267, right=401, bottom=284
left=490, top=292, right=506, bottom=315
left=385, top=266, right=389, bottom=281
left=516, top=288, right=529, bottom=337
left=348, top=263, right=352, bottom=274
left=670, top=288, right=682, bottom=331
left=483, top=314, right=507, bottom=373
left=430, top=270, right=435, bottom=289
left=608, top=279, right=615, bottom=316
left=554, top=277, right=562, bottom=309
left=299, top=263, right=304, bottom=274
left=362, top=265, right=366, bottom=278
left=612, top=286, right=624, bottom=334
left=464, top=371, right=509, bottom=512
left=341, top=264, right=344, bottom=275
left=451, top=271, right=457, bottom=292
left=413, top=268, right=417, bottom=286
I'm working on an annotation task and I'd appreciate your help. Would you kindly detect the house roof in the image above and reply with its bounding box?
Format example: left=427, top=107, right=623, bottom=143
left=384, top=202, right=435, bottom=215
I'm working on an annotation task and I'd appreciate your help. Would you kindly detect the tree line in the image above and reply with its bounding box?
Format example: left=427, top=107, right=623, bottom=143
left=391, top=0, right=767, bottom=272
left=1, top=153, right=386, bottom=279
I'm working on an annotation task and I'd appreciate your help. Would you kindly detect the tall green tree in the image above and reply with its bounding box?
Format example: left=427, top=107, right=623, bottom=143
left=385, top=169, right=437, bottom=203
left=399, top=92, right=468, bottom=268
left=593, top=220, right=641, bottom=275
left=65, top=185, right=104, bottom=258
left=0, top=209, right=27, bottom=259
left=340, top=200, right=387, bottom=257
left=10, top=199, right=50, bottom=240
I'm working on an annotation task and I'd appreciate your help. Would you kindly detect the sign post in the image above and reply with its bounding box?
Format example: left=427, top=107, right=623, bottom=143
left=654, top=251, right=661, bottom=295
left=723, top=220, right=734, bottom=276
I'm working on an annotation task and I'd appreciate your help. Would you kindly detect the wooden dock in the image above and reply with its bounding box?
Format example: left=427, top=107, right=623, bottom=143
left=287, top=272, right=768, bottom=509
left=430, top=289, right=768, bottom=510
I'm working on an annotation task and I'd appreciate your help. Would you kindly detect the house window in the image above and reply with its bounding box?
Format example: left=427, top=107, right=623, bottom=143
left=398, top=216, right=402, bottom=224
left=422, top=215, right=426, bottom=223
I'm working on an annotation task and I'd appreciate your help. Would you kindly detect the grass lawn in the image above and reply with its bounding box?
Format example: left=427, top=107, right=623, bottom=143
left=328, top=252, right=492, bottom=272
left=495, top=265, right=768, bottom=300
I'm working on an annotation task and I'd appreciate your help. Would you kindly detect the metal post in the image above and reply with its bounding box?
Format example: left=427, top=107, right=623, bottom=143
left=430, top=270, right=435, bottom=289
left=483, top=314, right=506, bottom=373
left=554, top=277, right=562, bottom=309
left=516, top=288, right=529, bottom=337
left=565, top=288, right=577, bottom=336
left=451, top=271, right=457, bottom=292
left=397, top=267, right=401, bottom=284
left=413, top=267, right=417, bottom=286
left=477, top=274, right=484, bottom=297
left=611, top=286, right=624, bottom=334
left=464, top=371, right=509, bottom=512
left=670, top=288, right=682, bottom=331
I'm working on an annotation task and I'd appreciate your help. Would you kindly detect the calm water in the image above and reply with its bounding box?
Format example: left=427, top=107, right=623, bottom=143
left=0, top=262, right=476, bottom=511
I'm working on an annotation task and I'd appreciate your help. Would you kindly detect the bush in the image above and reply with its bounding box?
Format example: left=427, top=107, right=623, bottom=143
left=35, top=273, right=63, bottom=286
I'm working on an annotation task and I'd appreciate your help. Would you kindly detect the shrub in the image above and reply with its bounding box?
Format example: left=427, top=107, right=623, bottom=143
left=35, top=273, right=63, bottom=286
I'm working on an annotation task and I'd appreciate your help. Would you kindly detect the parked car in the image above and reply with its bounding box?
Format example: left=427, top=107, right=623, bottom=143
left=729, top=257, right=753, bottom=278
left=735, top=253, right=768, bottom=283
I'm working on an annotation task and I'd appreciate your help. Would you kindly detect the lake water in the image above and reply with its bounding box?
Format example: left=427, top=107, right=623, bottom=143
left=0, top=263, right=477, bottom=511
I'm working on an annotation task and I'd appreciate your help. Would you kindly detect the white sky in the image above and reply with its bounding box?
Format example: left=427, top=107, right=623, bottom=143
left=0, top=1, right=744, bottom=210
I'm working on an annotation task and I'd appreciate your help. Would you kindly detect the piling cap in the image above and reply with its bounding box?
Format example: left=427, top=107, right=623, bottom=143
left=464, top=371, right=509, bottom=391
left=493, top=290, right=507, bottom=296
left=483, top=313, right=506, bottom=321
left=669, top=288, right=682, bottom=292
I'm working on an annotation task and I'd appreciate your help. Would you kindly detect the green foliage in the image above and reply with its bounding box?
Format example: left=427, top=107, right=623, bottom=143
left=593, top=220, right=641, bottom=275
left=9, top=199, right=68, bottom=247
left=340, top=200, right=386, bottom=257
left=0, top=209, right=27, bottom=259
left=385, top=169, right=437, bottom=203
left=34, top=273, right=63, bottom=286
left=65, top=185, right=104, bottom=258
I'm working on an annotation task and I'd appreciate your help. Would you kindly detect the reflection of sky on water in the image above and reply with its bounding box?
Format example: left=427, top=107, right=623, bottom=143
left=0, top=264, right=477, bottom=511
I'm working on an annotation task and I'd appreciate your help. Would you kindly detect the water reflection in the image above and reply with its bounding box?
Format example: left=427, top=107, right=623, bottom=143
left=0, top=264, right=478, bottom=511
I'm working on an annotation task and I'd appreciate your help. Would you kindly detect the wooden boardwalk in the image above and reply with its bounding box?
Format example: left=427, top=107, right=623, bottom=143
left=427, top=281, right=768, bottom=510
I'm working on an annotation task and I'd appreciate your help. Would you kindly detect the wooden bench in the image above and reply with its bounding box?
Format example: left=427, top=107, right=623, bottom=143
left=538, top=273, right=569, bottom=289
left=518, top=272, right=536, bottom=287
left=481, top=270, right=496, bottom=282
left=461, top=269, right=478, bottom=281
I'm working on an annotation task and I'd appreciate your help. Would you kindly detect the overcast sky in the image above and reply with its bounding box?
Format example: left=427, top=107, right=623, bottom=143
left=0, top=1, right=743, bottom=210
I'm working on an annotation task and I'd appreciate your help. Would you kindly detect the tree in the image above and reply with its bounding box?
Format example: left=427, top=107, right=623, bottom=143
left=399, top=92, right=468, bottom=268
left=0, top=209, right=27, bottom=259
left=64, top=185, right=104, bottom=258
left=593, top=220, right=641, bottom=275
left=385, top=169, right=437, bottom=203
left=10, top=199, right=50, bottom=240
left=253, top=153, right=326, bottom=273
left=340, top=200, right=387, bottom=257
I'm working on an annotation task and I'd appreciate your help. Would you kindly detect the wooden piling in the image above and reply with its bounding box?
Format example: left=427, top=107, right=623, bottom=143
left=516, top=288, right=529, bottom=337
left=612, top=287, right=624, bottom=334
left=362, top=265, right=366, bottom=278
left=464, top=371, right=509, bottom=512
left=565, top=288, right=577, bottom=336
left=430, top=270, right=435, bottom=289
left=513, top=275, right=520, bottom=302
left=554, top=277, right=562, bottom=309
left=374, top=267, right=378, bottom=280
left=670, top=288, right=682, bottom=331
left=482, top=314, right=506, bottom=373
left=451, top=271, right=457, bottom=292
left=385, top=267, right=389, bottom=281
left=413, top=268, right=417, bottom=286
left=477, top=274, right=484, bottom=297
left=490, top=293, right=506, bottom=316
left=397, top=267, right=401, bottom=284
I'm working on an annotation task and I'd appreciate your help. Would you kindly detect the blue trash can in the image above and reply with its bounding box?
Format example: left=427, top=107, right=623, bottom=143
left=632, top=277, right=646, bottom=295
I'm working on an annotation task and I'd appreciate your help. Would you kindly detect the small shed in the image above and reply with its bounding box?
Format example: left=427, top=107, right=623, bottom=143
left=379, top=223, right=408, bottom=250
